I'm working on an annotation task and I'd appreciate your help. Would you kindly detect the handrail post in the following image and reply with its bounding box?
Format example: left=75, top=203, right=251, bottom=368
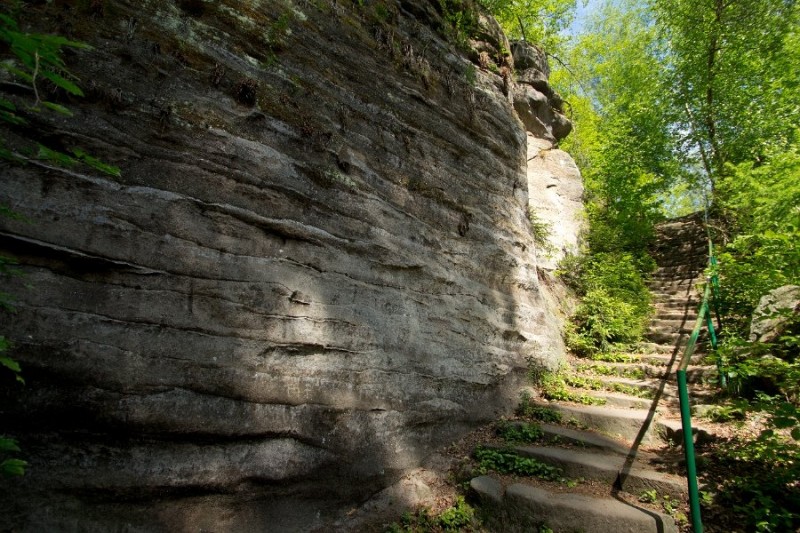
left=677, top=369, right=703, bottom=533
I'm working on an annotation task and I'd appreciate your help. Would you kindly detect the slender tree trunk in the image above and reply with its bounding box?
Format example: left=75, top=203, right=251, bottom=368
left=704, top=0, right=725, bottom=178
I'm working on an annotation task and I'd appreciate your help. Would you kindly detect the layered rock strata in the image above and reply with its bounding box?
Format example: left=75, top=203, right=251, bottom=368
left=0, top=1, right=573, bottom=530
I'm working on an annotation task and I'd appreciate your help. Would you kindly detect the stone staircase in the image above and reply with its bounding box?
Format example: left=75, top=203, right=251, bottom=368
left=469, top=214, right=719, bottom=533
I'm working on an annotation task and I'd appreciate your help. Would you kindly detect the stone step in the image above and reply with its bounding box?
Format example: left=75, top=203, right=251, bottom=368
left=648, top=278, right=699, bottom=288
left=650, top=286, right=699, bottom=297
left=574, top=360, right=717, bottom=383
left=651, top=271, right=702, bottom=280
left=529, top=402, right=674, bottom=446
left=649, top=318, right=695, bottom=331
left=576, top=389, right=652, bottom=410
left=599, top=374, right=716, bottom=397
left=471, top=476, right=678, bottom=533
left=652, top=256, right=707, bottom=267
left=644, top=331, right=682, bottom=345
left=539, top=424, right=641, bottom=456
left=575, top=361, right=665, bottom=378
left=651, top=294, right=700, bottom=305
left=513, top=446, right=687, bottom=499
left=639, top=352, right=706, bottom=367
left=635, top=342, right=676, bottom=355
left=651, top=308, right=697, bottom=320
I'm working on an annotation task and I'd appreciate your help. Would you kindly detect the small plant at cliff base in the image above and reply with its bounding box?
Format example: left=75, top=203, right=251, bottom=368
left=516, top=392, right=562, bottom=423
left=539, top=368, right=606, bottom=406
left=385, top=496, right=480, bottom=532
left=0, top=12, right=119, bottom=176
left=559, top=251, right=653, bottom=356
left=528, top=207, right=557, bottom=259
left=473, top=446, right=562, bottom=480
left=496, top=420, right=544, bottom=443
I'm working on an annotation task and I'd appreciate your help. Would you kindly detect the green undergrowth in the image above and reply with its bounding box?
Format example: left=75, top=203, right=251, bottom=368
left=496, top=421, right=544, bottom=444
left=529, top=364, right=607, bottom=406
left=563, top=374, right=655, bottom=399
left=473, top=447, right=562, bottom=480
left=559, top=251, right=655, bottom=357
left=516, top=393, right=562, bottom=423
left=385, top=496, right=481, bottom=533
left=586, top=351, right=640, bottom=363
left=575, top=362, right=646, bottom=379
left=702, top=431, right=800, bottom=532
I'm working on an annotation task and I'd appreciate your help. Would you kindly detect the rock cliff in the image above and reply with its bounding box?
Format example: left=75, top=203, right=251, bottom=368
left=0, top=1, right=576, bottom=530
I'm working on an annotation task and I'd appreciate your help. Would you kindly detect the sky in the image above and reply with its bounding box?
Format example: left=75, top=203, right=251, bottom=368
left=568, top=0, right=603, bottom=36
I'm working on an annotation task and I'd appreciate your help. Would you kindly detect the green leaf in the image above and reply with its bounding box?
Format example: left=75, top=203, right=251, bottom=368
left=772, top=417, right=797, bottom=429
left=0, top=145, right=25, bottom=162
left=0, top=356, right=21, bottom=373
left=1, top=458, right=27, bottom=477
left=37, top=145, right=77, bottom=167
left=71, top=149, right=121, bottom=177
left=40, top=70, right=84, bottom=97
left=0, top=437, right=21, bottom=453
left=0, top=63, right=34, bottom=83
left=41, top=101, right=73, bottom=116
left=791, top=427, right=800, bottom=440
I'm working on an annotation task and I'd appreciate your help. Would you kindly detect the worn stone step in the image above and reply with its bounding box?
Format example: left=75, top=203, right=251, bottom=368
left=471, top=476, right=678, bottom=533
left=651, top=308, right=697, bottom=321
left=575, top=361, right=649, bottom=378
left=639, top=352, right=707, bottom=367
left=649, top=318, right=696, bottom=331
left=651, top=271, right=702, bottom=281
left=577, top=389, right=652, bottom=410
left=635, top=342, right=676, bottom=355
left=650, top=285, right=700, bottom=297
left=539, top=424, right=640, bottom=456
left=513, top=446, right=687, bottom=499
left=529, top=402, right=674, bottom=446
left=652, top=299, right=698, bottom=308
left=647, top=278, right=698, bottom=289
left=600, top=375, right=716, bottom=397
left=644, top=331, right=681, bottom=345
left=651, top=294, right=700, bottom=306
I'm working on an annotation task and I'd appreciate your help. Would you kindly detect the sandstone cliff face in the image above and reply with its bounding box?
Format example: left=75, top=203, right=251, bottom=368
left=0, top=1, right=573, bottom=530
left=527, top=135, right=585, bottom=270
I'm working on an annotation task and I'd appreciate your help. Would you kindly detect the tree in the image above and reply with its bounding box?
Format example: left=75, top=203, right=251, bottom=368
left=479, top=0, right=580, bottom=54
left=652, top=0, right=800, bottom=189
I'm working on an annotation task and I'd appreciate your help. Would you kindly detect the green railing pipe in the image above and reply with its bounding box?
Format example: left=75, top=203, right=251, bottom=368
left=676, top=250, right=721, bottom=533
left=677, top=369, right=703, bottom=533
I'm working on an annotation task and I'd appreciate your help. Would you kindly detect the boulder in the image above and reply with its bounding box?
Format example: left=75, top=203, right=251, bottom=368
left=511, top=40, right=550, bottom=77
left=750, top=285, right=800, bottom=343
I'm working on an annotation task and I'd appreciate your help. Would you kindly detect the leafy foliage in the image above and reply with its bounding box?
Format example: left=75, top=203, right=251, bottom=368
left=560, top=251, right=653, bottom=355
left=707, top=431, right=800, bottom=532
left=516, top=392, right=562, bottom=423
left=496, top=421, right=545, bottom=443
left=0, top=9, right=122, bottom=481
left=474, top=446, right=562, bottom=479
left=528, top=207, right=557, bottom=258
left=479, top=0, right=578, bottom=54
left=0, top=437, right=26, bottom=477
left=386, top=497, right=480, bottom=532
left=0, top=10, right=120, bottom=176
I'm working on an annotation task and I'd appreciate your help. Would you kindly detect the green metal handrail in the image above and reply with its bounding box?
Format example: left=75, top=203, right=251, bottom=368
left=676, top=238, right=721, bottom=533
